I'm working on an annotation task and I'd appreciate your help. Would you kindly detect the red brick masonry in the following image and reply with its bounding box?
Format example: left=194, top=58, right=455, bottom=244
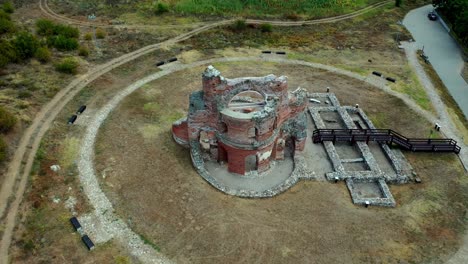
left=172, top=65, right=308, bottom=175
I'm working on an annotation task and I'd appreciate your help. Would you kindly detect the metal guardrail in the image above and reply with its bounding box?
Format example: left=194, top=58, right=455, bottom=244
left=312, top=129, right=461, bottom=154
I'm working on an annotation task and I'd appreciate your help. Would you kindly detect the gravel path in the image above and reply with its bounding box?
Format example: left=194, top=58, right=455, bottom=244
left=402, top=42, right=467, bottom=168
left=78, top=56, right=467, bottom=262
left=79, top=71, right=172, bottom=264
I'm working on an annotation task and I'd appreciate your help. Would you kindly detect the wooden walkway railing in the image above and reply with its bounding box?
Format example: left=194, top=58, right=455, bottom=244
left=312, top=129, right=461, bottom=154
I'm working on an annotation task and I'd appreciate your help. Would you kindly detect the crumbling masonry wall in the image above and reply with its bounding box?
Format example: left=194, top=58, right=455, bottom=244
left=172, top=65, right=308, bottom=175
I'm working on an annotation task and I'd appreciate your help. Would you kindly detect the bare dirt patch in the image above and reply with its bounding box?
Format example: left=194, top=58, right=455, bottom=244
left=95, top=62, right=468, bottom=263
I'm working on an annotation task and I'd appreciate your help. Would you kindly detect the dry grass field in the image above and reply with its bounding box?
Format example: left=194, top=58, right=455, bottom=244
left=8, top=1, right=468, bottom=262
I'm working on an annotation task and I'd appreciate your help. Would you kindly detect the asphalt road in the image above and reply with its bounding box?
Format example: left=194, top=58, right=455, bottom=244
left=403, top=4, right=468, bottom=119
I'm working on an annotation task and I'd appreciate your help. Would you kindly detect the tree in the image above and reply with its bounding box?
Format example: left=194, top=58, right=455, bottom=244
left=260, top=23, right=272, bottom=33
left=432, top=0, right=447, bottom=8
left=0, top=136, right=7, bottom=162
left=12, top=31, right=39, bottom=60
left=0, top=39, right=17, bottom=67
left=35, top=47, right=51, bottom=63
left=232, top=19, right=247, bottom=31
left=153, top=2, right=169, bottom=15
left=78, top=46, right=89, bottom=57
left=0, top=106, right=17, bottom=133
left=395, top=0, right=402, bottom=7
left=1, top=1, right=14, bottom=14
left=0, top=16, right=14, bottom=34
left=95, top=28, right=106, bottom=39
left=55, top=57, right=79, bottom=74
left=36, top=19, right=56, bottom=36
left=106, top=0, right=121, bottom=7
left=435, top=0, right=468, bottom=46
left=50, top=35, right=79, bottom=51
left=0, top=10, right=14, bottom=34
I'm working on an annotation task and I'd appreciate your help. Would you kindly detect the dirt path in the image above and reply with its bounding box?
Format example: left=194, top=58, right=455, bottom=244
left=0, top=1, right=412, bottom=262
left=39, top=0, right=205, bottom=30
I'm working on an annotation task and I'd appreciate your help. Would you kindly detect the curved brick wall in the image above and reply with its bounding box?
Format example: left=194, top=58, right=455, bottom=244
left=172, top=65, right=308, bottom=175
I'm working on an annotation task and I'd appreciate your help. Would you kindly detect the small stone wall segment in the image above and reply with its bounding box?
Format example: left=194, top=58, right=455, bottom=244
left=307, top=93, right=341, bottom=106
left=346, top=178, right=396, bottom=207
left=308, top=93, right=405, bottom=207
left=308, top=107, right=345, bottom=173
left=341, top=158, right=365, bottom=163
left=337, top=107, right=382, bottom=173
left=353, top=107, right=413, bottom=183
left=326, top=170, right=385, bottom=181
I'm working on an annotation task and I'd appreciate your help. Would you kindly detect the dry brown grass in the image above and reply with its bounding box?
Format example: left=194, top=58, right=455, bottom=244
left=93, top=62, right=467, bottom=264
left=462, top=62, right=468, bottom=82
left=9, top=50, right=172, bottom=263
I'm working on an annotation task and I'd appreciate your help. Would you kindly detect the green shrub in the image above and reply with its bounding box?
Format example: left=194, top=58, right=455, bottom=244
left=0, top=136, right=7, bottom=162
left=2, top=1, right=14, bottom=14
left=0, top=10, right=13, bottom=34
left=0, top=55, right=8, bottom=68
left=0, top=105, right=17, bottom=133
left=36, top=19, right=55, bottom=36
left=0, top=17, right=14, bottom=34
left=78, top=46, right=89, bottom=57
left=284, top=13, right=300, bottom=20
left=0, top=39, right=17, bottom=67
left=0, top=10, right=9, bottom=20
left=395, top=0, right=402, bottom=7
left=95, top=28, right=106, bottom=39
left=34, top=46, right=51, bottom=63
left=54, top=24, right=79, bottom=38
left=232, top=19, right=247, bottom=31
left=49, top=35, right=79, bottom=51
left=55, top=57, right=79, bottom=74
left=84, top=32, right=92, bottom=41
left=12, top=31, right=39, bottom=60
left=260, top=23, right=272, bottom=33
left=36, top=19, right=79, bottom=38
left=153, top=2, right=169, bottom=15
left=18, top=90, right=32, bottom=99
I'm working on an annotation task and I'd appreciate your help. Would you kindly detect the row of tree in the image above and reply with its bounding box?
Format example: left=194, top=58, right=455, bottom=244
left=432, top=0, right=468, bottom=47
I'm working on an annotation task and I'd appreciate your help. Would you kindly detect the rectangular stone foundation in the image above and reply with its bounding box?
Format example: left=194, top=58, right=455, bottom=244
left=307, top=93, right=413, bottom=207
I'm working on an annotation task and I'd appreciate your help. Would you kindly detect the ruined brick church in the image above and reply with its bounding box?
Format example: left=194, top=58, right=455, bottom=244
left=172, top=65, right=308, bottom=175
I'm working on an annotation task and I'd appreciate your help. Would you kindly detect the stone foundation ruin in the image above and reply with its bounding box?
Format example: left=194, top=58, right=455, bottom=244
left=172, top=65, right=308, bottom=175
left=172, top=66, right=418, bottom=207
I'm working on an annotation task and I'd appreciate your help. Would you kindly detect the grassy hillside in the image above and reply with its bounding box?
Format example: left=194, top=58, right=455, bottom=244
left=171, top=0, right=379, bottom=17
left=52, top=0, right=383, bottom=19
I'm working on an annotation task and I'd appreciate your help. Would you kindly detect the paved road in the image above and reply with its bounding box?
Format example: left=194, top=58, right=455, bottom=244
left=403, top=5, right=468, bottom=119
